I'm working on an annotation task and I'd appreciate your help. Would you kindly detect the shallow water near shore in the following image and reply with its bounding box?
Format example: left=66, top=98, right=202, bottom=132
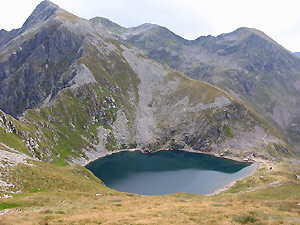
left=86, top=150, right=254, bottom=195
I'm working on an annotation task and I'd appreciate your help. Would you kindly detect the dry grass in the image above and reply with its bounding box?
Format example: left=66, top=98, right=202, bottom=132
left=0, top=160, right=299, bottom=224
left=1, top=192, right=299, bottom=225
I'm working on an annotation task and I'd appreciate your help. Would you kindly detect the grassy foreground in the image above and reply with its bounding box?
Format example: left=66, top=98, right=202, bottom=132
left=0, top=159, right=299, bottom=225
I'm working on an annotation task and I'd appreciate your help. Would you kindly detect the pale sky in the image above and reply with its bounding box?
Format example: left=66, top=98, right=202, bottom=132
left=0, top=0, right=300, bottom=51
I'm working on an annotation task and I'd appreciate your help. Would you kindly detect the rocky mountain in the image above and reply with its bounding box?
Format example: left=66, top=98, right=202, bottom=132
left=0, top=0, right=288, bottom=167
left=92, top=18, right=300, bottom=150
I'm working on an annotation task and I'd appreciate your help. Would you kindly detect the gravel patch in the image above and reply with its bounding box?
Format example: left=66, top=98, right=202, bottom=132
left=68, top=63, right=96, bottom=89
left=122, top=46, right=167, bottom=144
left=0, top=144, right=36, bottom=168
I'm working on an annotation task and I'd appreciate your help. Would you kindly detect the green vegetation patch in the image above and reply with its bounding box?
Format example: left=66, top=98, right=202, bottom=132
left=0, top=129, right=27, bottom=154
left=163, top=71, right=225, bottom=107
left=224, top=125, right=233, bottom=138
left=0, top=202, right=21, bottom=210
left=232, top=215, right=259, bottom=224
left=29, top=188, right=46, bottom=193
left=105, top=132, right=117, bottom=151
left=6, top=162, right=106, bottom=194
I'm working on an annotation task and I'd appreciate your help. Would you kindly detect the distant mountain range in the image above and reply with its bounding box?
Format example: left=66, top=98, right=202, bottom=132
left=294, top=52, right=300, bottom=57
left=92, top=17, right=300, bottom=149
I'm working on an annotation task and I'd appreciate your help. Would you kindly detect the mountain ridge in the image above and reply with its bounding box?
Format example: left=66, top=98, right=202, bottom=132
left=0, top=0, right=288, bottom=167
left=92, top=17, right=300, bottom=151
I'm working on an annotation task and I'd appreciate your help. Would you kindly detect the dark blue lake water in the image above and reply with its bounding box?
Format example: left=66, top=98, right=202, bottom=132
left=86, top=150, right=254, bottom=195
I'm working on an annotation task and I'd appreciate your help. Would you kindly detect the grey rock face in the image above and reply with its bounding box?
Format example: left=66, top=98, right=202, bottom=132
left=21, top=0, right=59, bottom=31
left=0, top=29, right=20, bottom=50
left=0, top=1, right=59, bottom=51
left=0, top=4, right=84, bottom=117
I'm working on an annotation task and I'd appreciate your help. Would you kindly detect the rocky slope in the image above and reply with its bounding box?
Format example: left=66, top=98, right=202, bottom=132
left=0, top=0, right=289, bottom=167
left=92, top=18, right=300, bottom=150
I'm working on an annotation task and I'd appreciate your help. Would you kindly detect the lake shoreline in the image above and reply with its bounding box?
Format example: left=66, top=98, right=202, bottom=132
left=86, top=147, right=261, bottom=196
left=206, top=162, right=260, bottom=196
left=90, top=147, right=256, bottom=164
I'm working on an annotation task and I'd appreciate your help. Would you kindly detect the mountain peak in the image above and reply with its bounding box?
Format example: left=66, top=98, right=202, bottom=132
left=91, top=17, right=121, bottom=27
left=41, top=0, right=56, bottom=6
left=133, top=23, right=158, bottom=29
left=233, top=27, right=269, bottom=38
left=36, top=0, right=59, bottom=12
left=90, top=17, right=162, bottom=38
left=219, top=27, right=265, bottom=39
left=234, top=27, right=257, bottom=32
left=0, top=29, right=8, bottom=34
left=21, top=0, right=59, bottom=30
left=90, top=17, right=125, bottom=33
left=215, top=26, right=281, bottom=48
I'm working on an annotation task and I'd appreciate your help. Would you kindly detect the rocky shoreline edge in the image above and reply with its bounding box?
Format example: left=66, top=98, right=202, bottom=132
left=83, top=147, right=258, bottom=165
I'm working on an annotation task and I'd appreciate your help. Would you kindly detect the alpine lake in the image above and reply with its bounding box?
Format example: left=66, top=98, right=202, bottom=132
left=86, top=150, right=255, bottom=195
